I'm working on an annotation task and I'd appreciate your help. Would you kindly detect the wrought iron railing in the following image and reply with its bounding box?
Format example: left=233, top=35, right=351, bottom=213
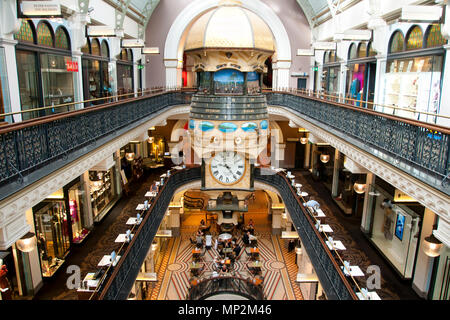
left=254, top=168, right=358, bottom=300
left=0, top=89, right=194, bottom=201
left=187, top=275, right=265, bottom=300
left=265, top=91, right=450, bottom=195
left=94, top=166, right=202, bottom=300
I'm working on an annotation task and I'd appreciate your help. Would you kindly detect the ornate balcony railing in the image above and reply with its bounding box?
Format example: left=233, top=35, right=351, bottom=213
left=94, top=166, right=202, bottom=300
left=187, top=275, right=265, bottom=300
left=95, top=167, right=357, bottom=300
left=265, top=91, right=450, bottom=195
left=0, top=90, right=194, bottom=201
left=254, top=168, right=357, bottom=300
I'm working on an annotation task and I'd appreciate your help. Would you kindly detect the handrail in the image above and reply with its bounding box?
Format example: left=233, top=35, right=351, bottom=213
left=255, top=168, right=359, bottom=300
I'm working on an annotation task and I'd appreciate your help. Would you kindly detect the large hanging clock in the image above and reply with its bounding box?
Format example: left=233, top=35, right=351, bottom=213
left=209, top=151, right=246, bottom=185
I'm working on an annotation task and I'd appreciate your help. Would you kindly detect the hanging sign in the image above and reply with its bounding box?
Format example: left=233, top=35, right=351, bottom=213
left=18, top=0, right=62, bottom=18
left=66, top=61, right=79, bottom=72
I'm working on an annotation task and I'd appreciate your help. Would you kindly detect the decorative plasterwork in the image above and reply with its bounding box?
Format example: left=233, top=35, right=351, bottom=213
left=268, top=106, right=450, bottom=223
left=0, top=105, right=189, bottom=250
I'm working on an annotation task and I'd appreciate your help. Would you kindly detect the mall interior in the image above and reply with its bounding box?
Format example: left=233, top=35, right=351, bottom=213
left=0, top=0, right=449, bottom=301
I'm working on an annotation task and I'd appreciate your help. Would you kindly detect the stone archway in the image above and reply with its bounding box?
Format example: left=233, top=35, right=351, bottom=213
left=164, top=0, right=292, bottom=89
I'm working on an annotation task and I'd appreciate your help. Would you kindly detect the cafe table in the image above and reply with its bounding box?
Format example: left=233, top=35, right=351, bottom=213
left=115, top=233, right=134, bottom=243
left=126, top=217, right=140, bottom=225
left=318, top=224, right=333, bottom=233
left=356, top=291, right=381, bottom=300
left=341, top=265, right=364, bottom=277
left=136, top=204, right=146, bottom=211
left=145, top=191, right=157, bottom=198
left=98, top=255, right=121, bottom=267
left=325, top=240, right=346, bottom=250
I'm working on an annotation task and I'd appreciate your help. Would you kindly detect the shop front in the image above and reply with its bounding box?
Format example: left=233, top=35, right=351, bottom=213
left=117, top=48, right=134, bottom=98
left=0, top=47, right=11, bottom=122
left=14, top=20, right=77, bottom=120
left=81, top=38, right=111, bottom=106
left=381, top=24, right=447, bottom=121
left=88, top=156, right=121, bottom=223
left=346, top=42, right=377, bottom=108
left=365, top=180, right=423, bottom=279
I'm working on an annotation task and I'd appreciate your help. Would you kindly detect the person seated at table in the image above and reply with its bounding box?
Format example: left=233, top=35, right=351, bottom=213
left=224, top=239, right=232, bottom=249
left=219, top=263, right=229, bottom=275
left=242, top=231, right=250, bottom=246
left=195, top=230, right=204, bottom=247
left=213, top=256, right=222, bottom=271
left=199, top=219, right=206, bottom=229
left=232, top=243, right=242, bottom=259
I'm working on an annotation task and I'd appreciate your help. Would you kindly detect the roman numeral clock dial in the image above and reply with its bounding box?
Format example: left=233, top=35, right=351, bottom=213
left=210, top=151, right=246, bottom=185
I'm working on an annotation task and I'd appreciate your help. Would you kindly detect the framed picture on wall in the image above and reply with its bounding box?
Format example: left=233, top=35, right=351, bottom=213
left=395, top=212, right=406, bottom=241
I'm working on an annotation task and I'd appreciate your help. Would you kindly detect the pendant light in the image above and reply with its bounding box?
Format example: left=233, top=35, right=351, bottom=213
left=300, top=137, right=308, bottom=144
left=320, top=153, right=330, bottom=163
left=423, top=225, right=443, bottom=257
left=353, top=182, right=366, bottom=194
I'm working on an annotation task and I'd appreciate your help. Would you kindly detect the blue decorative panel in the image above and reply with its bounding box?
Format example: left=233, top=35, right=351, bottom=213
left=189, top=119, right=195, bottom=129
left=260, top=120, right=268, bottom=130
left=218, top=122, right=237, bottom=133
left=200, top=121, right=214, bottom=132
left=241, top=122, right=258, bottom=132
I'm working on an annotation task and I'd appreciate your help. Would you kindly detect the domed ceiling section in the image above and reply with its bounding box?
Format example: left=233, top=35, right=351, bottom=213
left=184, top=5, right=275, bottom=52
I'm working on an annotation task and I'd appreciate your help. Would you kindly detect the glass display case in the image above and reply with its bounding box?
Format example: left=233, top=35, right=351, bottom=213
left=33, top=200, right=70, bottom=277
left=65, top=180, right=90, bottom=244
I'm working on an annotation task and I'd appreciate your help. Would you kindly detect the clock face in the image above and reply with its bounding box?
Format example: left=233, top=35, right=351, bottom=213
left=210, top=151, right=246, bottom=185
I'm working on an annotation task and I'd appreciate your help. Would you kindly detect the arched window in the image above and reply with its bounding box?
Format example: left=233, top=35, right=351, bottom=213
left=406, top=26, right=423, bottom=50
left=128, top=49, right=133, bottom=62
left=81, top=39, right=90, bottom=54
left=348, top=43, right=357, bottom=60
left=101, top=40, right=109, bottom=58
left=14, top=20, right=35, bottom=43
left=389, top=31, right=405, bottom=53
left=36, top=21, right=54, bottom=47
left=120, top=48, right=128, bottom=61
left=357, top=43, right=367, bottom=58
left=329, top=51, right=336, bottom=62
left=367, top=42, right=377, bottom=57
left=91, top=39, right=101, bottom=56
left=426, top=24, right=447, bottom=48
left=323, top=51, right=329, bottom=64
left=55, top=26, right=70, bottom=50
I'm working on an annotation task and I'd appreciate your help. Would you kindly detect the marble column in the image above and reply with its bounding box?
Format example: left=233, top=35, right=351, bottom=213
left=331, top=149, right=340, bottom=197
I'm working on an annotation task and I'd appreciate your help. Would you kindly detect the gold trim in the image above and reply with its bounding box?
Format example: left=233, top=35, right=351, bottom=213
left=208, top=151, right=247, bottom=186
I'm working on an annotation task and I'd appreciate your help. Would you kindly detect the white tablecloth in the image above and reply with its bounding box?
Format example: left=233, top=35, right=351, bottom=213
left=218, top=233, right=232, bottom=241
left=145, top=191, right=157, bottom=197
left=319, top=224, right=333, bottom=233
left=356, top=291, right=381, bottom=300
left=136, top=204, right=145, bottom=210
left=115, top=233, right=134, bottom=243
left=126, top=217, right=140, bottom=225
left=342, top=265, right=364, bottom=277
left=326, top=240, right=346, bottom=250
left=98, top=255, right=121, bottom=267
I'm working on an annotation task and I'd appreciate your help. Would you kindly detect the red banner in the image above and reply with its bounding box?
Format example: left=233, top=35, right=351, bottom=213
left=66, top=61, right=78, bottom=72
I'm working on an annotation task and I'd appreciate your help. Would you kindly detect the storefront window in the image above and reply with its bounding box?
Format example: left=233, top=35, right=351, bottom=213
left=33, top=198, right=70, bottom=277
left=14, top=20, right=35, bottom=43
left=16, top=50, right=40, bottom=120
left=40, top=54, right=75, bottom=110
left=91, top=39, right=101, bottom=56
left=383, top=55, right=443, bottom=120
left=117, top=63, right=133, bottom=95
left=347, top=63, right=366, bottom=101
left=55, top=27, right=70, bottom=50
left=367, top=185, right=420, bottom=279
left=89, top=167, right=118, bottom=222
left=65, top=180, right=89, bottom=244
left=0, top=48, right=11, bottom=122
left=348, top=43, right=357, bottom=60
left=324, top=66, right=339, bottom=94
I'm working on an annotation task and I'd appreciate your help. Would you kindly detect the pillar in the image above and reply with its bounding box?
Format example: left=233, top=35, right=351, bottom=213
left=360, top=173, right=375, bottom=233
left=169, top=208, right=181, bottom=237
left=412, top=209, right=437, bottom=298
left=81, top=171, right=94, bottom=229
left=0, top=38, right=21, bottom=122
left=71, top=50, right=84, bottom=110
left=303, top=142, right=311, bottom=168
left=331, top=149, right=340, bottom=197
left=437, top=44, right=450, bottom=127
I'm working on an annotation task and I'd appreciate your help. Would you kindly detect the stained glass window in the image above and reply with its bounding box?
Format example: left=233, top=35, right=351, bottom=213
left=81, top=40, right=90, bottom=54
left=367, top=42, right=377, bottom=56
left=426, top=24, right=447, bottom=48
left=329, top=51, right=336, bottom=62
left=406, top=26, right=423, bottom=50
left=91, top=39, right=101, bottom=56
left=37, top=22, right=54, bottom=47
left=14, top=20, right=35, bottom=43
left=348, top=43, right=357, bottom=60
left=101, top=40, right=109, bottom=58
left=390, top=31, right=404, bottom=53
left=55, top=27, right=70, bottom=50
left=358, top=43, right=367, bottom=58
left=121, top=48, right=127, bottom=61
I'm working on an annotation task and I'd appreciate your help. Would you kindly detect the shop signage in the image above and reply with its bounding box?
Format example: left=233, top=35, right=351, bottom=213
left=87, top=26, right=116, bottom=37
left=312, top=42, right=337, bottom=51
left=297, top=49, right=315, bottom=56
left=142, top=47, right=160, bottom=54
left=122, top=39, right=145, bottom=48
left=66, top=61, right=79, bottom=72
left=18, top=0, right=62, bottom=18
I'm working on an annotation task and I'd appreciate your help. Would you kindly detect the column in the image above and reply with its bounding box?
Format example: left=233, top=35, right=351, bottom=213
left=339, top=62, right=347, bottom=102
left=81, top=171, right=94, bottom=229
left=169, top=208, right=181, bottom=237
left=303, top=142, right=311, bottom=168
left=164, top=59, right=182, bottom=89
left=360, top=173, right=375, bottom=233
left=412, top=209, right=437, bottom=298
left=71, top=50, right=84, bottom=110
left=331, top=149, right=340, bottom=197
